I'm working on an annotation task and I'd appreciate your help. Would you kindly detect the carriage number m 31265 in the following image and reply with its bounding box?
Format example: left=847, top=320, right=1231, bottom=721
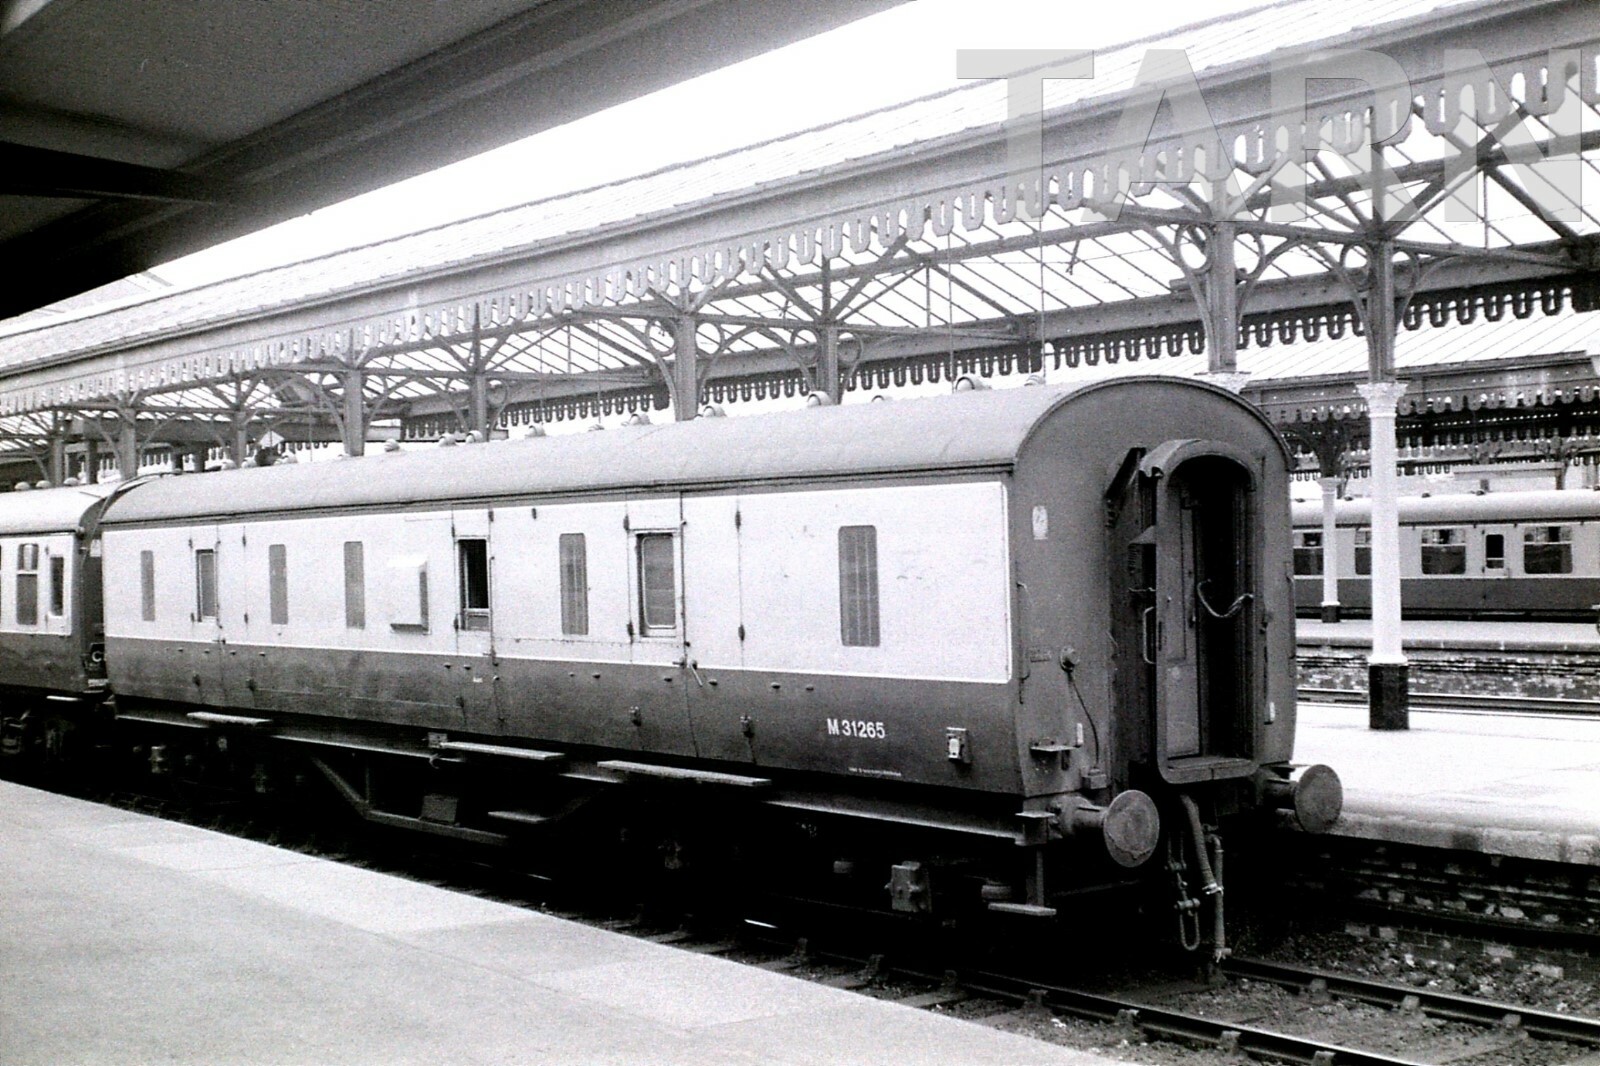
left=827, top=719, right=886, bottom=739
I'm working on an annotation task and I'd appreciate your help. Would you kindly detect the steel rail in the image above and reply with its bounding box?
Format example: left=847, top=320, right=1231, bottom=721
left=1299, top=688, right=1600, bottom=717
left=931, top=967, right=1437, bottom=1066
left=1223, top=957, right=1600, bottom=1048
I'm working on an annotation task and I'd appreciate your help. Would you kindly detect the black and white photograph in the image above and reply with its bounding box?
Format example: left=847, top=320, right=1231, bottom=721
left=0, top=1, right=1597, bottom=1062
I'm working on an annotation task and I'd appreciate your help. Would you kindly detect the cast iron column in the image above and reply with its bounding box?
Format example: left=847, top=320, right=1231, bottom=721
left=1357, top=377, right=1409, bottom=730
left=670, top=314, right=699, bottom=421
left=343, top=367, right=367, bottom=456
left=1318, top=475, right=1341, bottom=623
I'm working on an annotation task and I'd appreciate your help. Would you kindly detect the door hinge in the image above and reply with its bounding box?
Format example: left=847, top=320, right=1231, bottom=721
left=735, top=509, right=742, bottom=529
left=623, top=515, right=631, bottom=532
left=738, top=624, right=746, bottom=642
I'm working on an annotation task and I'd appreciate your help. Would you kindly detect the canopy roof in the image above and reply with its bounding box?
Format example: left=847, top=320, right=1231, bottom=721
left=0, top=0, right=1595, bottom=479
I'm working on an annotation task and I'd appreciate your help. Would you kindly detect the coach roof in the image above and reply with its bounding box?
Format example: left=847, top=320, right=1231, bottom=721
left=100, top=377, right=1255, bottom=524
left=1291, top=489, right=1600, bottom=527
left=0, top=483, right=115, bottom=536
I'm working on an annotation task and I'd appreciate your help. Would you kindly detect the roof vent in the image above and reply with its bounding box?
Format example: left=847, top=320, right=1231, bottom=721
left=804, top=391, right=834, bottom=406
left=525, top=424, right=547, bottom=438
left=953, top=374, right=990, bottom=392
left=698, top=404, right=726, bottom=418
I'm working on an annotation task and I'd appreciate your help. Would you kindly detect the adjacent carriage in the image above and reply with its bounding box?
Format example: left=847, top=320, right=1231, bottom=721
left=1291, top=490, right=1600, bottom=620
left=0, top=483, right=116, bottom=762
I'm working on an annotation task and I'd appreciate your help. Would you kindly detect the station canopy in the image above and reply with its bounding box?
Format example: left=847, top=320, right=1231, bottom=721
left=0, top=0, right=1595, bottom=480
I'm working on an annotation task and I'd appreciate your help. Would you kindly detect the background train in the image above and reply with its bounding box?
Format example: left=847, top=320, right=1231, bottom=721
left=0, top=378, right=1339, bottom=946
left=1291, top=490, right=1600, bottom=620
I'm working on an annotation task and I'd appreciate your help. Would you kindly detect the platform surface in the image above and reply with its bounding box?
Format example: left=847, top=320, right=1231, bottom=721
left=1297, top=618, right=1600, bottom=651
left=0, top=782, right=1127, bottom=1066
left=1295, top=702, right=1600, bottom=865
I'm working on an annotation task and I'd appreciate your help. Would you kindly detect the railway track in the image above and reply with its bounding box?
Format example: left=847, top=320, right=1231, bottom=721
left=736, top=935, right=1600, bottom=1066
left=1299, top=688, right=1600, bottom=716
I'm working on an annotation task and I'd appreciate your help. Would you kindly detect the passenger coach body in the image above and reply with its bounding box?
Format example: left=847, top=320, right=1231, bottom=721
left=0, top=483, right=116, bottom=762
left=0, top=484, right=113, bottom=699
left=80, top=377, right=1335, bottom=925
left=1291, top=490, right=1600, bottom=619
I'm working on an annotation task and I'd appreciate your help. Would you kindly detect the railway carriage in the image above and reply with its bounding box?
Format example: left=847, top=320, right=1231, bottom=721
left=1291, top=490, right=1600, bottom=620
left=0, top=483, right=116, bottom=763
left=15, top=377, right=1338, bottom=933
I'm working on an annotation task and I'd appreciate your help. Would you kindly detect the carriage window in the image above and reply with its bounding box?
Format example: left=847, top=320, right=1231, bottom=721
left=195, top=549, right=217, bottom=620
left=49, top=555, right=64, bottom=616
left=1353, top=529, right=1371, bottom=576
left=1523, top=526, right=1573, bottom=575
left=457, top=538, right=490, bottom=631
left=386, top=557, right=428, bottom=631
left=636, top=533, right=676, bottom=635
left=559, top=533, right=588, bottom=636
left=1292, top=531, right=1323, bottom=576
left=140, top=550, right=156, bottom=621
left=344, top=541, right=365, bottom=629
left=16, top=542, right=39, bottom=626
left=1484, top=533, right=1505, bottom=571
left=1419, top=528, right=1466, bottom=575
left=268, top=544, right=288, bottom=625
left=838, top=525, right=880, bottom=647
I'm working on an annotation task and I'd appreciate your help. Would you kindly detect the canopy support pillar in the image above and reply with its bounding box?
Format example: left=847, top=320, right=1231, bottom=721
left=1357, top=241, right=1408, bottom=730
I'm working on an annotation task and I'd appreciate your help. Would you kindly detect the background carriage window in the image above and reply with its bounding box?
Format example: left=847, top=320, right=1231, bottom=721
left=343, top=541, right=365, bottom=629
left=838, top=525, right=880, bottom=647
left=16, top=542, right=39, bottom=626
left=268, top=544, right=289, bottom=625
left=1419, top=527, right=1466, bottom=575
left=49, top=554, right=65, bottom=616
left=1484, top=533, right=1506, bottom=571
left=194, top=549, right=217, bottom=620
left=1353, top=529, right=1371, bottom=576
left=1523, top=525, right=1573, bottom=574
left=1292, top=531, right=1323, bottom=576
left=636, top=533, right=676, bottom=635
left=457, top=538, right=490, bottom=630
left=140, top=550, right=156, bottom=621
left=559, top=533, right=588, bottom=636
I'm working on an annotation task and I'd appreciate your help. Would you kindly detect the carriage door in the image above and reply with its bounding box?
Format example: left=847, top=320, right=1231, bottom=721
left=626, top=496, right=698, bottom=757
left=1105, top=450, right=1159, bottom=783
left=1141, top=442, right=1259, bottom=785
left=189, top=527, right=228, bottom=705
left=452, top=508, right=498, bottom=733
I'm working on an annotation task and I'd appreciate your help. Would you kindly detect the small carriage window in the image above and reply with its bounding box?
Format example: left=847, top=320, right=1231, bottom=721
left=195, top=549, right=217, bottom=620
left=559, top=533, right=588, bottom=636
left=838, top=525, right=880, bottom=647
left=49, top=555, right=64, bottom=616
left=1353, top=529, right=1371, bottom=576
left=457, top=538, right=490, bottom=631
left=268, top=544, right=289, bottom=625
left=1523, top=526, right=1573, bottom=575
left=1484, top=533, right=1505, bottom=571
left=636, top=533, right=676, bottom=635
left=16, top=543, right=39, bottom=626
left=343, top=542, right=365, bottom=629
left=1419, top=528, right=1466, bottom=575
left=140, top=550, right=156, bottom=621
left=1292, top=531, right=1323, bottom=576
